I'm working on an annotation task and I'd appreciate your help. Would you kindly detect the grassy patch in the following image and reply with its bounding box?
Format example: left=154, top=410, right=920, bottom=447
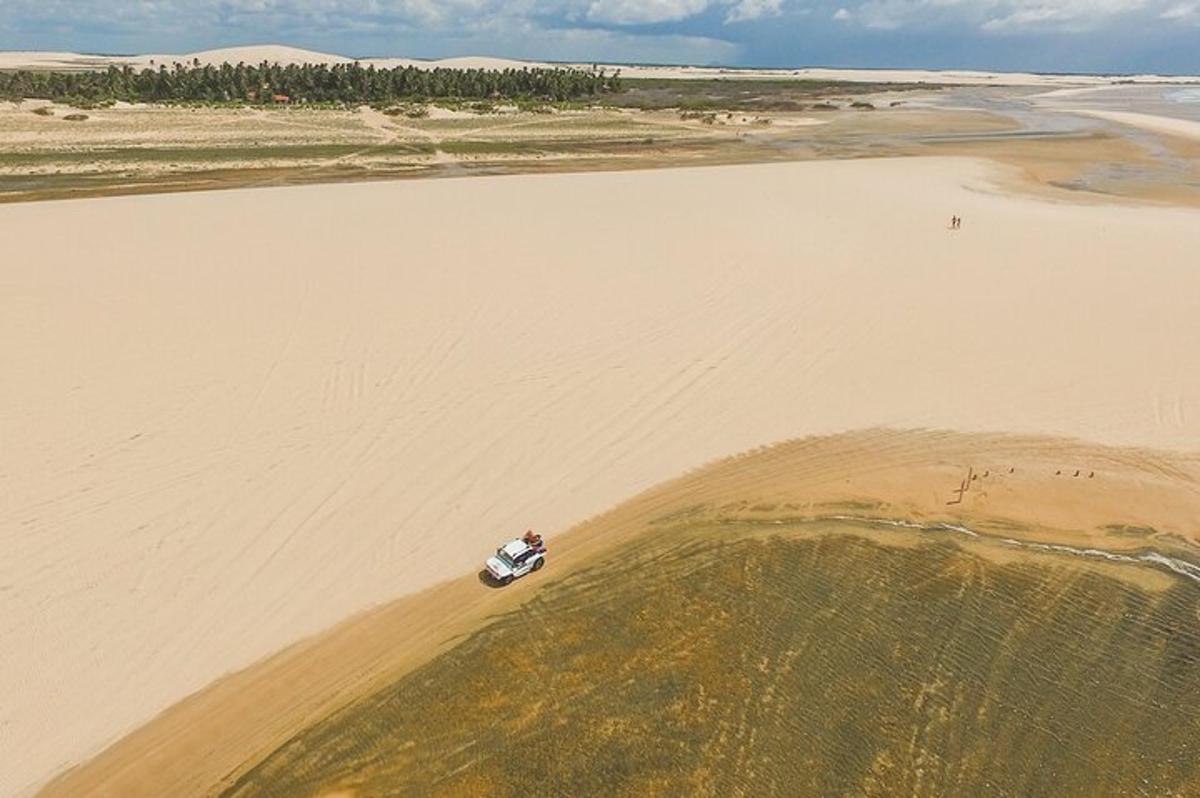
left=1104, top=524, right=1160, bottom=538
left=224, top=526, right=1200, bottom=798
left=600, top=77, right=939, bottom=112
left=0, top=142, right=437, bottom=168
left=437, top=140, right=546, bottom=156
left=437, top=137, right=697, bottom=156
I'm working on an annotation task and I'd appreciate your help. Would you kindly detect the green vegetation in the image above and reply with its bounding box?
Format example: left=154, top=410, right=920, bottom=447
left=0, top=143, right=435, bottom=168
left=382, top=104, right=430, bottom=118
left=224, top=522, right=1200, bottom=797
left=602, top=77, right=935, bottom=111
left=679, top=110, right=718, bottom=124
left=0, top=61, right=621, bottom=106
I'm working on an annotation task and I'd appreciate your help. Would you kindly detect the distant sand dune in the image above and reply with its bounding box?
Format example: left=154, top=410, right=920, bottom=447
left=2, top=45, right=1198, bottom=85
left=5, top=157, right=1200, bottom=794
left=0, top=45, right=549, bottom=73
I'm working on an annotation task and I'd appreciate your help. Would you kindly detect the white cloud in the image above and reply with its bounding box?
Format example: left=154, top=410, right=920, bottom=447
left=836, top=0, right=1155, bottom=31
left=9, top=0, right=1172, bottom=42
left=2, top=0, right=1197, bottom=68
left=846, top=0, right=968, bottom=30
left=725, top=0, right=784, bottom=22
left=583, top=0, right=783, bottom=25
left=0, top=0, right=744, bottom=64
left=584, top=0, right=711, bottom=24
left=535, top=27, right=739, bottom=61
left=981, top=0, right=1146, bottom=30
left=1160, top=0, right=1199, bottom=18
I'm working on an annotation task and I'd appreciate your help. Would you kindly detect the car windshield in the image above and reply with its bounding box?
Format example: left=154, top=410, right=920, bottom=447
left=496, top=549, right=516, bottom=568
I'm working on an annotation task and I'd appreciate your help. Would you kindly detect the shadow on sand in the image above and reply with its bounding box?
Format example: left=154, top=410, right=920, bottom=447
left=477, top=569, right=507, bottom=589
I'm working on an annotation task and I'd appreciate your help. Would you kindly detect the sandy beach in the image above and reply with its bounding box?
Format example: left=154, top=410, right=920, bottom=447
left=4, top=154, right=1200, bottom=794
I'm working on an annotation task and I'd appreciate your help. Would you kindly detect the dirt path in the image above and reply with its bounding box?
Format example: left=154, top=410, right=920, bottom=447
left=358, top=106, right=455, bottom=163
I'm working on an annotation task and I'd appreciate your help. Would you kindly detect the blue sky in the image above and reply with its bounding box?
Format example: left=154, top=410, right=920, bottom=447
left=2, top=0, right=1198, bottom=73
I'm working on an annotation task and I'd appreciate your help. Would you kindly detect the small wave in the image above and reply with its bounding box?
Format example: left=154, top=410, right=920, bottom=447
left=827, top=514, right=1200, bottom=586
left=829, top=514, right=924, bottom=530
left=1140, top=552, right=1200, bottom=583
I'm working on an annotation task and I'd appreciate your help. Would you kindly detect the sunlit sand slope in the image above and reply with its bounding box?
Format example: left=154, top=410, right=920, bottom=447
left=48, top=429, right=1200, bottom=797
left=6, top=157, right=1200, bottom=793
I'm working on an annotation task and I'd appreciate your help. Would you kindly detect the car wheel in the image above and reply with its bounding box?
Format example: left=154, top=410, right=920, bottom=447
left=500, top=575, right=513, bottom=586
left=532, top=558, right=544, bottom=571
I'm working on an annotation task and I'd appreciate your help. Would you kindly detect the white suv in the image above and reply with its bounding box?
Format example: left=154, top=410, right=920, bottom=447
left=485, top=538, right=546, bottom=585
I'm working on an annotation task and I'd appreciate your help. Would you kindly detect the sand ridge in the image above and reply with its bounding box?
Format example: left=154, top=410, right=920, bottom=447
left=40, top=429, right=1200, bottom=796
left=5, top=156, right=1200, bottom=794
left=1056, top=108, right=1200, bottom=142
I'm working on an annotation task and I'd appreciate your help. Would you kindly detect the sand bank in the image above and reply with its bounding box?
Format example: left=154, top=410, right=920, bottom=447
left=601, top=63, right=1200, bottom=87
left=5, top=156, right=1200, bottom=794
left=1059, top=108, right=1200, bottom=142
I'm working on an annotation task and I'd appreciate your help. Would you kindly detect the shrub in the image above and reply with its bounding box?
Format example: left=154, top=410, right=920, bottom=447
left=32, top=106, right=54, bottom=116
left=63, top=113, right=89, bottom=121
left=680, top=110, right=718, bottom=124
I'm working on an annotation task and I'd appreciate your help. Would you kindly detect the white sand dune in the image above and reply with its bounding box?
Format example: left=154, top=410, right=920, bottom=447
left=0, top=46, right=551, bottom=73
left=2, top=45, right=1198, bottom=85
left=145, top=44, right=354, bottom=67
left=4, top=157, right=1200, bottom=794
left=0, top=51, right=137, bottom=72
